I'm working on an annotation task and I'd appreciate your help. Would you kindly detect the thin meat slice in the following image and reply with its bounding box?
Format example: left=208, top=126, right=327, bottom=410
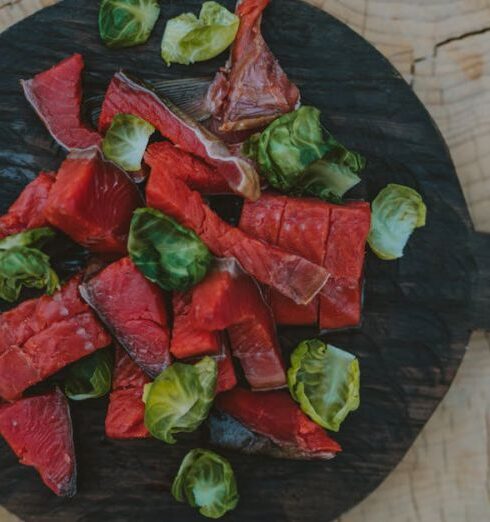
left=144, top=142, right=231, bottom=195
left=105, top=347, right=150, bottom=440
left=99, top=72, right=260, bottom=200
left=45, top=149, right=141, bottom=255
left=215, top=344, right=237, bottom=394
left=146, top=166, right=328, bottom=306
left=213, top=388, right=341, bottom=460
left=0, top=172, right=55, bottom=239
left=21, top=54, right=101, bottom=150
left=0, top=388, right=76, bottom=496
left=206, top=0, right=300, bottom=134
left=80, top=257, right=171, bottom=377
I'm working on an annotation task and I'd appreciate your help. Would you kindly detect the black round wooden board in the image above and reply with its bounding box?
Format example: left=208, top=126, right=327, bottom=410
left=0, top=1, right=489, bottom=520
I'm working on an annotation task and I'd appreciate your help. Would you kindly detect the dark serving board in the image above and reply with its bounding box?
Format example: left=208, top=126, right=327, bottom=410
left=0, top=0, right=489, bottom=520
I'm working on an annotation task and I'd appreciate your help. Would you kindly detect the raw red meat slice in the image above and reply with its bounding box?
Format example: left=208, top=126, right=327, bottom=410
left=144, top=142, right=231, bottom=195
left=0, top=388, right=76, bottom=496
left=45, top=149, right=141, bottom=255
left=105, top=347, right=150, bottom=440
left=80, top=257, right=171, bottom=377
left=319, top=203, right=370, bottom=329
left=21, top=54, right=101, bottom=150
left=0, top=276, right=111, bottom=401
left=215, top=388, right=341, bottom=458
left=146, top=165, right=328, bottom=305
left=0, top=172, right=55, bottom=239
left=99, top=72, right=260, bottom=200
left=206, top=0, right=300, bottom=134
left=215, top=344, right=237, bottom=394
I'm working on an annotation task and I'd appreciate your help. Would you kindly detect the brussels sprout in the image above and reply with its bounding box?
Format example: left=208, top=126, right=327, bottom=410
left=64, top=349, right=114, bottom=401
left=288, top=339, right=360, bottom=432
left=99, top=0, right=160, bottom=49
left=243, top=107, right=363, bottom=200
left=144, top=357, right=217, bottom=444
left=0, top=227, right=55, bottom=250
left=172, top=448, right=239, bottom=519
left=0, top=247, right=59, bottom=302
left=102, top=114, right=155, bottom=171
left=368, top=183, right=427, bottom=260
left=161, top=1, right=239, bottom=66
left=128, top=208, right=213, bottom=291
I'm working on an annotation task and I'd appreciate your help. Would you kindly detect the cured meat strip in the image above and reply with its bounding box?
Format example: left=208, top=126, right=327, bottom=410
left=80, top=257, right=171, bottom=378
left=213, top=388, right=341, bottom=460
left=99, top=72, right=260, bottom=200
left=0, top=172, right=55, bottom=239
left=144, top=142, right=231, bottom=195
left=0, top=388, right=77, bottom=496
left=146, top=166, right=328, bottom=306
left=206, top=0, right=300, bottom=134
left=0, top=276, right=111, bottom=401
left=21, top=54, right=101, bottom=150
left=215, top=344, right=238, bottom=394
left=45, top=149, right=141, bottom=255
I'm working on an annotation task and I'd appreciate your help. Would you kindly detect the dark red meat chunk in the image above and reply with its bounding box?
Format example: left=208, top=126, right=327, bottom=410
left=0, top=388, right=76, bottom=496
left=44, top=149, right=141, bottom=255
left=21, top=54, right=101, bottom=150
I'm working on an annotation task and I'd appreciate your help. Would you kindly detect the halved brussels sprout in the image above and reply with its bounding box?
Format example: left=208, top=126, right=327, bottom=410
left=128, top=208, right=213, bottom=291
left=368, top=183, right=427, bottom=260
left=102, top=114, right=155, bottom=172
left=288, top=339, right=360, bottom=432
left=0, top=227, right=55, bottom=250
left=172, top=448, right=239, bottom=519
left=144, top=357, right=217, bottom=444
left=161, top=1, right=239, bottom=66
left=99, top=0, right=160, bottom=49
left=64, top=349, right=114, bottom=401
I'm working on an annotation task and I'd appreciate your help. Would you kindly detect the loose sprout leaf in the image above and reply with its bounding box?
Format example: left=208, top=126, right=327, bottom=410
left=0, top=227, right=56, bottom=250
left=172, top=448, right=239, bottom=519
left=64, top=349, right=114, bottom=401
left=161, top=1, right=239, bottom=66
left=243, top=106, right=364, bottom=200
left=99, top=0, right=160, bottom=49
left=287, top=339, right=360, bottom=432
left=102, top=114, right=155, bottom=171
left=0, top=247, right=60, bottom=302
left=368, top=183, right=427, bottom=260
left=144, top=357, right=217, bottom=444
left=128, top=207, right=213, bottom=291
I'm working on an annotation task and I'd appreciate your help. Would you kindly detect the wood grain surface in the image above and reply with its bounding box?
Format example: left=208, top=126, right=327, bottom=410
left=0, top=1, right=489, bottom=522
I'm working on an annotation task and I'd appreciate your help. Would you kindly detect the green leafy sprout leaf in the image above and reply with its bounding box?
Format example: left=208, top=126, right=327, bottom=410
left=288, top=339, right=360, bottom=432
left=172, top=448, right=239, bottom=519
left=0, top=227, right=56, bottom=250
left=161, top=1, right=239, bottom=66
left=368, top=183, right=427, bottom=260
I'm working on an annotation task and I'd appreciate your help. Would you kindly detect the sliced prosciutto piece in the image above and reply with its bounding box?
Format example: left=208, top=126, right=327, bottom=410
left=144, top=142, right=231, bottom=195
left=80, top=257, right=171, bottom=377
left=99, top=72, right=260, bottom=200
left=171, top=259, right=286, bottom=390
left=215, top=344, right=237, bottom=394
left=105, top=347, right=150, bottom=440
left=0, top=275, right=111, bottom=401
left=21, top=54, right=101, bottom=150
left=45, top=149, right=141, bottom=255
left=206, top=0, right=300, bottom=134
left=211, top=388, right=341, bottom=460
left=0, top=388, right=76, bottom=496
left=0, top=172, right=55, bottom=239
left=146, top=165, right=327, bottom=306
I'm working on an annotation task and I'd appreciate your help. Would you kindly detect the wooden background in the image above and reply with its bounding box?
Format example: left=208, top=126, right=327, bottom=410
left=0, top=0, right=489, bottom=521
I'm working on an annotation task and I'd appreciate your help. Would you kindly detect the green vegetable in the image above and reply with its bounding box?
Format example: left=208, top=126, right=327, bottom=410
left=102, top=114, right=155, bottom=171
left=368, top=183, right=427, bottom=260
left=64, top=349, right=114, bottom=401
left=0, top=227, right=55, bottom=250
left=128, top=208, right=212, bottom=291
left=99, top=0, right=160, bottom=49
left=144, top=357, right=217, bottom=444
left=288, top=339, right=360, bottom=432
left=243, top=106, right=364, bottom=201
left=172, top=449, right=239, bottom=519
left=161, top=1, right=239, bottom=66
